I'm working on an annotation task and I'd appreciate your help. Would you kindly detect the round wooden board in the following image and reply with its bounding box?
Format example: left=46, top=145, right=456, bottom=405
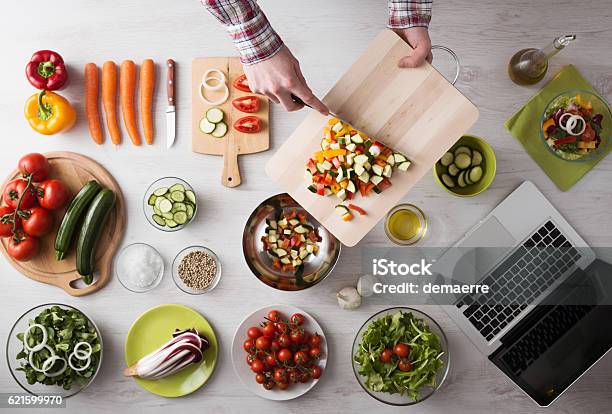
left=0, top=152, right=125, bottom=296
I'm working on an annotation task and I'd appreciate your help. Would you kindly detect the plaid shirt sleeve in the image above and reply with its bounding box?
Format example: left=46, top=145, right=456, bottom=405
left=202, top=0, right=284, bottom=65
left=387, top=0, right=432, bottom=29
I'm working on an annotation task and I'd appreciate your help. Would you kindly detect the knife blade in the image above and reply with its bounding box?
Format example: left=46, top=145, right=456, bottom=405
left=166, top=59, right=176, bottom=148
left=290, top=94, right=351, bottom=125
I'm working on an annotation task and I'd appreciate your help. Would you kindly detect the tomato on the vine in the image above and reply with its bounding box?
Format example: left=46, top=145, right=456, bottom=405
left=247, top=326, right=262, bottom=339
left=36, top=179, right=70, bottom=210
left=18, top=153, right=49, bottom=182
left=263, top=380, right=275, bottom=390
left=309, top=333, right=322, bottom=348
left=3, top=180, right=37, bottom=209
left=294, top=351, right=309, bottom=365
left=0, top=206, right=16, bottom=238
left=7, top=234, right=39, bottom=262
left=262, top=322, right=276, bottom=338
left=267, top=310, right=281, bottom=322
left=277, top=348, right=292, bottom=363
left=265, top=354, right=277, bottom=367
left=394, top=343, right=410, bottom=358
left=278, top=334, right=291, bottom=348
left=288, top=369, right=300, bottom=384
left=273, top=368, right=288, bottom=384
left=275, top=322, right=289, bottom=334
left=290, top=329, right=304, bottom=344
left=255, top=373, right=266, bottom=384
left=243, top=339, right=254, bottom=352
left=299, top=372, right=311, bottom=383
left=255, top=336, right=271, bottom=351
left=309, top=347, right=321, bottom=359
left=246, top=354, right=257, bottom=365
left=276, top=381, right=289, bottom=390
left=290, top=313, right=305, bottom=326
left=251, top=360, right=265, bottom=374
left=21, top=207, right=53, bottom=237
left=271, top=340, right=281, bottom=352
left=311, top=365, right=323, bottom=380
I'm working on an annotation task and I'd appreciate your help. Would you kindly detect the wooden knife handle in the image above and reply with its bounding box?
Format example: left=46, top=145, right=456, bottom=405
left=167, top=59, right=175, bottom=106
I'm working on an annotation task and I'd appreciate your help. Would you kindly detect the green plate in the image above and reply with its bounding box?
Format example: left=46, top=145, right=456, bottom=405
left=125, top=304, right=218, bottom=397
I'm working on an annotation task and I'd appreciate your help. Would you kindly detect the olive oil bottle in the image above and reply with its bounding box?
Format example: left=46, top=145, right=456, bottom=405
left=508, top=35, right=576, bottom=85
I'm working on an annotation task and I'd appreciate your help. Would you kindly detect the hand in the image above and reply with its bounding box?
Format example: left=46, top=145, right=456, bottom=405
left=243, top=46, right=329, bottom=115
left=393, top=27, right=433, bottom=68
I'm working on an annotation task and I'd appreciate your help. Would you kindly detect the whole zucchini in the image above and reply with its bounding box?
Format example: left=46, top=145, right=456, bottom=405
left=76, top=189, right=116, bottom=284
left=55, top=180, right=102, bottom=260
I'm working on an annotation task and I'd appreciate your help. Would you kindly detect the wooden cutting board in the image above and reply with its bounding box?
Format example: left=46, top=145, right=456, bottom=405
left=265, top=30, right=479, bottom=247
left=0, top=152, right=125, bottom=296
left=192, top=57, right=269, bottom=187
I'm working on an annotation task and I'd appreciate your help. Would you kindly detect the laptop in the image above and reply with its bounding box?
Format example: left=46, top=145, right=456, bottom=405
left=433, top=181, right=612, bottom=406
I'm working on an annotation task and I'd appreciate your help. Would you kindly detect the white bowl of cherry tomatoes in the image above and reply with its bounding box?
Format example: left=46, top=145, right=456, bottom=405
left=0, top=153, right=70, bottom=261
left=231, top=305, right=327, bottom=400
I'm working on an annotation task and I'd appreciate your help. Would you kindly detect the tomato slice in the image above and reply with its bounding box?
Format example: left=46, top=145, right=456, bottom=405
left=234, top=74, right=252, bottom=92
left=232, top=96, right=260, bottom=113
left=234, top=116, right=261, bottom=133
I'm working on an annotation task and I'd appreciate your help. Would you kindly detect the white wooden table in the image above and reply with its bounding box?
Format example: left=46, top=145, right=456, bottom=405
left=1, top=1, right=611, bottom=413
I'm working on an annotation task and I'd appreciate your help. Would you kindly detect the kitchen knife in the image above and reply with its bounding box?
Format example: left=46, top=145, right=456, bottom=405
left=166, top=59, right=176, bottom=148
left=290, top=94, right=350, bottom=125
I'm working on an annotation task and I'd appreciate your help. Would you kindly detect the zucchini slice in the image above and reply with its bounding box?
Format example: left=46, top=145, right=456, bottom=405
left=472, top=150, right=483, bottom=166
left=440, top=152, right=454, bottom=167
left=454, top=146, right=472, bottom=157
left=169, top=184, right=185, bottom=193
left=448, top=164, right=460, bottom=176
left=211, top=122, right=228, bottom=138
left=154, top=187, right=169, bottom=196
left=147, top=194, right=157, bottom=206
left=199, top=117, right=216, bottom=134
left=458, top=171, right=467, bottom=188
left=455, top=153, right=472, bottom=169
left=206, top=107, right=224, bottom=123
left=152, top=215, right=166, bottom=226
left=441, top=174, right=455, bottom=188
left=469, top=166, right=483, bottom=183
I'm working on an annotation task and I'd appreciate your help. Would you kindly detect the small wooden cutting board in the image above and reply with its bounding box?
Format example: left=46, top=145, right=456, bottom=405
left=0, top=152, right=125, bottom=296
left=265, top=30, right=479, bottom=247
left=192, top=57, right=269, bottom=187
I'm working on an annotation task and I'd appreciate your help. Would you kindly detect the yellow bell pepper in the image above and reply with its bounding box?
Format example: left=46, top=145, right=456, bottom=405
left=322, top=149, right=347, bottom=158
left=542, top=118, right=555, bottom=138
left=327, top=118, right=340, bottom=125
left=24, top=91, right=76, bottom=135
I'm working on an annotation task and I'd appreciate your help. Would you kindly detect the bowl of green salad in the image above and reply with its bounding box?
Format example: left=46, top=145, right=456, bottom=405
left=352, top=307, right=449, bottom=406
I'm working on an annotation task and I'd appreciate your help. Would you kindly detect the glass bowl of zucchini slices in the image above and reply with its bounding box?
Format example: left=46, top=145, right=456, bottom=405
left=433, top=135, right=497, bottom=197
left=144, top=177, right=197, bottom=232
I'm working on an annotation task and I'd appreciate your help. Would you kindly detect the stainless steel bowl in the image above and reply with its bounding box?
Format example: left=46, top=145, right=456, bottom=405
left=242, top=193, right=341, bottom=291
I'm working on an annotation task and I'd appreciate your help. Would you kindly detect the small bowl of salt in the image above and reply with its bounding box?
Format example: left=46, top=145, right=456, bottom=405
left=115, top=243, right=165, bottom=293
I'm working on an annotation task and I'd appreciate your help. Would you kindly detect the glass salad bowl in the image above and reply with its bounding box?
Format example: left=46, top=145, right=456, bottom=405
left=143, top=177, right=197, bottom=232
left=540, top=89, right=611, bottom=162
left=6, top=303, right=103, bottom=398
left=351, top=307, right=450, bottom=406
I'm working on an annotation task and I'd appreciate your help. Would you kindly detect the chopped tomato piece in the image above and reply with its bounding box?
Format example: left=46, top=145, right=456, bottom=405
left=348, top=204, right=367, bottom=215
left=233, top=74, right=251, bottom=92
left=232, top=96, right=260, bottom=113
left=234, top=116, right=261, bottom=133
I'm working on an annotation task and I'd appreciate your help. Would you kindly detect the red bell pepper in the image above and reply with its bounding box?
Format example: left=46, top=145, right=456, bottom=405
left=348, top=204, right=367, bottom=215
left=316, top=183, right=325, bottom=196
left=25, top=50, right=68, bottom=90
left=554, top=136, right=577, bottom=146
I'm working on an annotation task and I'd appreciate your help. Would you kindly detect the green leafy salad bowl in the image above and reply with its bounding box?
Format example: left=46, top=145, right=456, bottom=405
left=351, top=307, right=450, bottom=406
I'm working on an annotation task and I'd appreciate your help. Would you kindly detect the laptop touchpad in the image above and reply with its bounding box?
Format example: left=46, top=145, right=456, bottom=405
left=461, top=216, right=516, bottom=277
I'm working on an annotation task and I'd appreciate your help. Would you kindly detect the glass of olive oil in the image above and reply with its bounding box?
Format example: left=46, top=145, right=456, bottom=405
left=384, top=204, right=427, bottom=245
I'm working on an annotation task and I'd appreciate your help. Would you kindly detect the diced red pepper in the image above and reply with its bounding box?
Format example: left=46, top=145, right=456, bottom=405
left=316, top=183, right=325, bottom=196
left=286, top=209, right=297, bottom=220
left=306, top=159, right=318, bottom=174
left=297, top=212, right=307, bottom=223
left=554, top=136, right=577, bottom=146
left=348, top=204, right=367, bottom=215
left=290, top=234, right=302, bottom=247
left=359, top=182, right=367, bottom=197
left=378, top=178, right=392, bottom=192
left=322, top=174, right=333, bottom=186
left=281, top=239, right=290, bottom=249
left=365, top=183, right=375, bottom=195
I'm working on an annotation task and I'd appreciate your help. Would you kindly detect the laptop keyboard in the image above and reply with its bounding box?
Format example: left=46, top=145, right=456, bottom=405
left=456, top=220, right=582, bottom=341
left=501, top=304, right=594, bottom=376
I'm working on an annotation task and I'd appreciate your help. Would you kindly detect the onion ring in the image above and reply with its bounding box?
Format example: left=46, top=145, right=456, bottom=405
left=559, top=113, right=586, bottom=136
left=23, top=324, right=48, bottom=353
left=42, top=355, right=68, bottom=377
left=68, top=353, right=91, bottom=372
left=28, top=345, right=55, bottom=373
left=202, top=69, right=226, bottom=85
left=199, top=83, right=229, bottom=106
left=72, top=342, right=93, bottom=360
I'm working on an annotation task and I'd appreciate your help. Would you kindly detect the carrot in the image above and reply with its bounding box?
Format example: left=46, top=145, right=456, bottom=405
left=139, top=59, right=155, bottom=145
left=101, top=61, right=122, bottom=145
left=84, top=63, right=103, bottom=144
left=120, top=60, right=141, bottom=146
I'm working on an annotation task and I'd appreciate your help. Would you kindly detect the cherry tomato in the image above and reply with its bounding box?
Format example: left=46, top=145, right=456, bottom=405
left=311, top=365, right=323, bottom=380
left=7, top=234, right=40, bottom=261
left=273, top=368, right=288, bottom=384
left=3, top=180, right=37, bottom=209
left=277, top=348, right=293, bottom=363
left=0, top=206, right=16, bottom=238
left=309, top=347, right=321, bottom=359
left=290, top=313, right=305, bottom=326
left=263, top=380, right=275, bottom=390
left=18, top=153, right=49, bottom=182
left=265, top=354, right=277, bottom=367
left=271, top=340, right=281, bottom=352
left=262, top=322, right=276, bottom=338
left=301, top=331, right=311, bottom=346
left=309, top=334, right=322, bottom=348
left=276, top=381, right=289, bottom=390
left=243, top=339, right=254, bottom=352
left=299, top=372, right=311, bottom=383
left=251, top=360, right=265, bottom=374
left=398, top=359, right=413, bottom=372
left=234, top=116, right=261, bottom=134
left=288, top=369, right=300, bottom=383
left=247, top=326, right=262, bottom=339
left=290, top=329, right=304, bottom=344
left=275, top=322, right=290, bottom=334
left=278, top=334, right=291, bottom=348
left=36, top=179, right=70, bottom=210
left=246, top=354, right=257, bottom=365
left=21, top=207, right=53, bottom=237
left=255, top=373, right=266, bottom=384
left=255, top=336, right=271, bottom=351
left=233, top=74, right=252, bottom=93
left=380, top=348, right=393, bottom=363
left=294, top=351, right=309, bottom=365
left=267, top=310, right=282, bottom=322
left=394, top=343, right=410, bottom=358
left=232, top=96, right=260, bottom=113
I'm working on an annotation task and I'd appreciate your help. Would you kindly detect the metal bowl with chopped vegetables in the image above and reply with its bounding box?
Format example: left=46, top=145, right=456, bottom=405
left=6, top=303, right=103, bottom=398
left=143, top=177, right=197, bottom=232
left=351, top=307, right=450, bottom=406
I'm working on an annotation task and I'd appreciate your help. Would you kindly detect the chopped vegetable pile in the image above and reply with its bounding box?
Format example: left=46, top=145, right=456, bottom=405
left=305, top=119, right=411, bottom=202
left=261, top=209, right=321, bottom=273
left=543, top=94, right=605, bottom=160
left=353, top=311, right=445, bottom=401
left=16, top=306, right=101, bottom=390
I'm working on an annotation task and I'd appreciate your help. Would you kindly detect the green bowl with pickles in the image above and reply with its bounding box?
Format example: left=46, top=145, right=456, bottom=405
left=433, top=135, right=496, bottom=197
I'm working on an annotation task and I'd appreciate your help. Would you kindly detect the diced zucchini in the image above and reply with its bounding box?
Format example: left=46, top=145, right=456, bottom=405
left=331, top=122, right=343, bottom=133
left=330, top=142, right=341, bottom=150
left=276, top=248, right=288, bottom=257
left=354, top=154, right=369, bottom=165
left=294, top=225, right=309, bottom=234
left=382, top=164, right=393, bottom=178
left=346, top=143, right=357, bottom=152
left=397, top=161, right=411, bottom=171
left=354, top=164, right=365, bottom=176
left=351, top=134, right=364, bottom=144
left=289, top=218, right=300, bottom=226
left=307, top=185, right=317, bottom=193
left=393, top=153, right=407, bottom=163
left=441, top=152, right=454, bottom=167
left=316, top=163, right=325, bottom=174
left=358, top=171, right=370, bottom=183
left=299, top=249, right=310, bottom=260
left=336, top=167, right=345, bottom=182
left=321, top=140, right=331, bottom=150
left=346, top=181, right=356, bottom=193
left=386, top=154, right=395, bottom=166
left=321, top=160, right=333, bottom=171
left=206, top=107, right=224, bottom=123
left=335, top=205, right=349, bottom=215
left=284, top=229, right=292, bottom=235
left=336, top=189, right=347, bottom=201
left=372, top=164, right=384, bottom=176
left=370, top=175, right=383, bottom=185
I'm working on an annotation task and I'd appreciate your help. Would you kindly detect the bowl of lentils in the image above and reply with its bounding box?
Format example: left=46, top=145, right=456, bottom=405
left=172, top=246, right=222, bottom=294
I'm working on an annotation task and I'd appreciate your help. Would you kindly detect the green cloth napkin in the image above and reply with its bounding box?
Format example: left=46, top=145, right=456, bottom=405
left=505, top=65, right=610, bottom=191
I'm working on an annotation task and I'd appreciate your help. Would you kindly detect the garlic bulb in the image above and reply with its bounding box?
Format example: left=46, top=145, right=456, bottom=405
left=357, top=274, right=379, bottom=298
left=337, top=287, right=361, bottom=310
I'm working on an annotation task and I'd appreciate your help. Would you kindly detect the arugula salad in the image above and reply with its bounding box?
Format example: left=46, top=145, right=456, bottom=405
left=15, top=306, right=101, bottom=390
left=353, top=311, right=445, bottom=401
